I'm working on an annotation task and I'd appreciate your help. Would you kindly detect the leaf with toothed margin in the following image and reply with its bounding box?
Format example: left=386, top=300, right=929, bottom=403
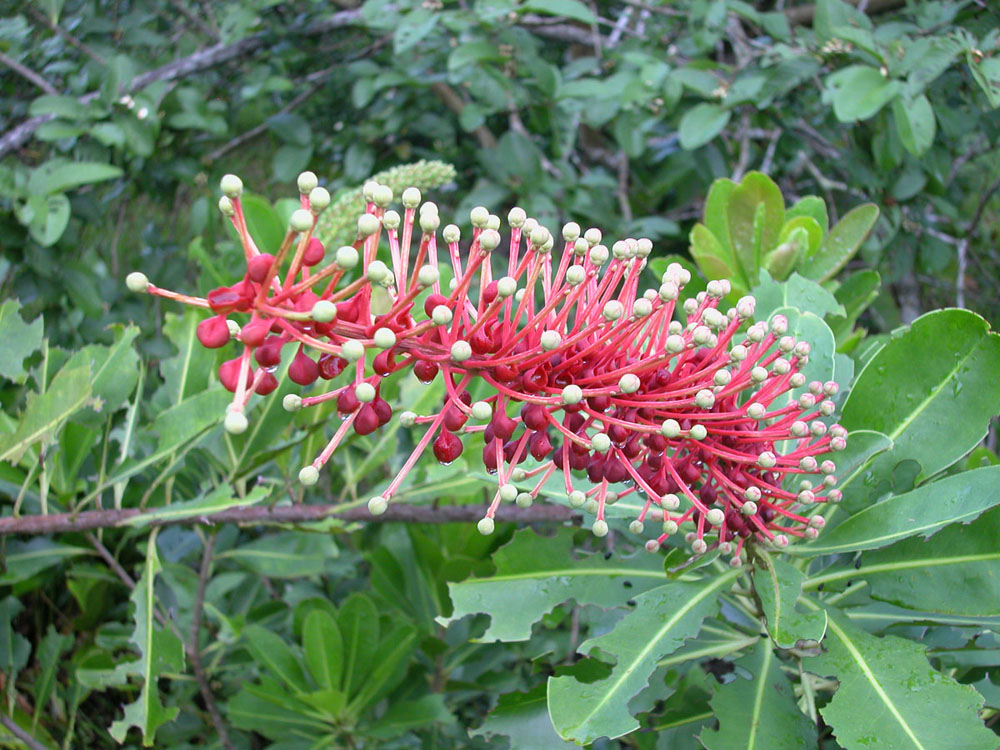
left=752, top=555, right=827, bottom=648
left=700, top=640, right=817, bottom=750
left=802, top=598, right=996, bottom=750
left=437, top=527, right=664, bottom=641
left=547, top=570, right=739, bottom=744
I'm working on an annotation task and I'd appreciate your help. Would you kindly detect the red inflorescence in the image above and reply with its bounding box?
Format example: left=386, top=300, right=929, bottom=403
left=127, top=173, right=848, bottom=566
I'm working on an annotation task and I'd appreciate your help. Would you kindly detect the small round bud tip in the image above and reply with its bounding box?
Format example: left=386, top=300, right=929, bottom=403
left=368, top=496, right=388, bottom=516
left=299, top=465, right=319, bottom=486
left=477, top=517, right=495, bottom=536
left=592, top=520, right=609, bottom=538
left=283, top=394, right=303, bottom=412
left=224, top=411, right=248, bottom=434
left=126, top=272, right=149, bottom=293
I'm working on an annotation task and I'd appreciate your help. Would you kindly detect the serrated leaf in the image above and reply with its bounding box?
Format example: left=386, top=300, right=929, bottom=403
left=438, top=527, right=665, bottom=641
left=302, top=610, right=343, bottom=691
left=830, top=506, right=1000, bottom=616
left=109, top=531, right=184, bottom=745
left=0, top=300, right=44, bottom=384
left=803, top=600, right=996, bottom=749
left=547, top=571, right=739, bottom=744
left=62, top=324, right=140, bottom=423
left=799, top=204, right=878, bottom=282
left=753, top=556, right=827, bottom=648
left=701, top=640, right=817, bottom=749
left=0, top=364, right=92, bottom=464
left=471, top=684, right=574, bottom=748
left=122, top=485, right=270, bottom=528
left=840, top=309, right=1000, bottom=481
left=793, top=465, right=1000, bottom=556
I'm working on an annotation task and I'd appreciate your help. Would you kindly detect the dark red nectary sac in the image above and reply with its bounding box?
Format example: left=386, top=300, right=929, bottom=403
left=128, top=173, right=846, bottom=565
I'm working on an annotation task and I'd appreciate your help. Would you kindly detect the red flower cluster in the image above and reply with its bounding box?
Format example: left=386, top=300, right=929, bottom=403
left=127, top=172, right=846, bottom=565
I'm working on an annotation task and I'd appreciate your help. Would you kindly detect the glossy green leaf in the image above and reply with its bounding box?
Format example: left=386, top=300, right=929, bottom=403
left=799, top=204, right=878, bottom=282
left=847, top=506, right=1000, bottom=615
left=338, top=593, right=379, bottom=696
left=892, top=94, right=936, bottom=156
left=727, top=172, right=785, bottom=283
left=753, top=556, right=827, bottom=648
left=27, top=159, right=123, bottom=195
left=0, top=364, right=92, bottom=465
left=244, top=625, right=310, bottom=694
left=823, top=429, right=893, bottom=518
left=803, top=600, right=996, bottom=749
left=751, top=270, right=843, bottom=320
left=768, top=308, right=836, bottom=396
left=701, top=640, right=817, bottom=749
left=703, top=178, right=736, bottom=254
left=779, top=215, right=823, bottom=256
left=678, top=104, right=731, bottom=150
left=0, top=300, right=44, bottom=384
left=840, top=309, right=1000, bottom=480
left=547, top=570, right=739, bottom=744
left=302, top=609, right=343, bottom=691
left=689, top=223, right=740, bottom=288
left=218, top=532, right=337, bottom=579
left=122, top=485, right=270, bottom=527
left=109, top=531, right=184, bottom=745
left=471, top=684, right=574, bottom=748
left=439, top=527, right=665, bottom=641
left=786, top=195, right=828, bottom=235
left=794, top=465, right=1000, bottom=556
left=825, top=66, right=900, bottom=122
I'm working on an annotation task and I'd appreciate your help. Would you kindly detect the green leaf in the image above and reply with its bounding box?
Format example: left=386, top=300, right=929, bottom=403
left=751, top=271, right=843, bottom=320
left=0, top=539, right=91, bottom=585
left=726, top=172, right=785, bottom=284
left=394, top=9, right=439, bottom=54
left=237, top=194, right=285, bottom=256
left=678, top=103, right=731, bottom=150
left=701, top=640, right=817, bottom=749
left=834, top=506, right=1000, bottom=616
left=302, top=610, right=343, bottom=691
left=439, top=527, right=665, bottom=641
left=471, top=684, right=575, bottom=748
left=824, top=429, right=893, bottom=516
left=109, top=531, right=184, bottom=745
left=840, top=309, right=1000, bottom=480
left=689, top=223, right=740, bottom=289
left=892, top=94, right=936, bottom=156
left=547, top=570, right=739, bottom=744
left=793, top=465, right=1000, bottom=556
left=967, top=55, right=1000, bottom=109
left=28, top=192, right=70, bottom=246
left=825, top=66, right=901, bottom=122
left=703, top=178, right=736, bottom=254
left=521, top=0, right=596, bottom=24
left=159, top=309, right=217, bottom=406
left=62, top=324, right=140, bottom=423
left=244, top=625, right=310, bottom=694
left=368, top=694, right=453, bottom=738
left=337, top=593, right=379, bottom=697
left=0, top=300, right=43, bottom=384
left=29, top=94, right=90, bottom=119
left=27, top=159, right=123, bottom=196
left=803, top=600, right=996, bottom=749
left=0, top=364, right=92, bottom=465
left=122, top=485, right=270, bottom=528
left=799, top=204, right=878, bottom=282
left=753, top=556, right=827, bottom=649
left=229, top=681, right=329, bottom=739
left=218, top=532, right=337, bottom=579
left=786, top=195, right=828, bottom=235
left=0, top=597, right=30, bottom=711
left=345, top=623, right=417, bottom=713
left=33, top=626, right=72, bottom=730
left=827, top=270, right=881, bottom=342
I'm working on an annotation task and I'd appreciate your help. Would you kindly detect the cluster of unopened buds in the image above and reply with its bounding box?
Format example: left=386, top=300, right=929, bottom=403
left=127, top=171, right=848, bottom=566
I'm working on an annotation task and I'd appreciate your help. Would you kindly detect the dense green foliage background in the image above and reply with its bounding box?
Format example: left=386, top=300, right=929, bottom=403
left=2, top=0, right=1000, bottom=748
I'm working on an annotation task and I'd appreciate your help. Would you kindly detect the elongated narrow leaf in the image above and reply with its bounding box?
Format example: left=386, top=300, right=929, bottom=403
left=244, top=625, right=310, bottom=694
left=218, top=532, right=337, bottom=579
left=753, top=556, right=827, bottom=648
left=122, top=485, right=269, bottom=528
left=853, top=505, right=1000, bottom=615
left=338, top=593, right=380, bottom=697
left=109, top=531, right=184, bottom=745
left=158, top=310, right=217, bottom=406
left=841, top=309, right=1000, bottom=481
left=794, top=465, right=1000, bottom=555
left=800, top=203, right=878, bottom=281
left=548, top=570, right=739, bottom=744
left=701, top=640, right=817, bottom=749
left=803, top=600, right=995, bottom=749
left=27, top=160, right=123, bottom=195
left=439, top=527, right=665, bottom=641
left=0, top=539, right=91, bottom=585
left=302, top=610, right=343, bottom=691
left=844, top=602, right=1000, bottom=632
left=345, top=623, right=417, bottom=713
left=62, top=324, right=140, bottom=423
left=0, top=364, right=92, bottom=464
left=33, top=626, right=72, bottom=729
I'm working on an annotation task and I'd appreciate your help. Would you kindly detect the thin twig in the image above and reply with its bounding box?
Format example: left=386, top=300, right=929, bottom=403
left=1, top=502, right=575, bottom=536
left=187, top=534, right=234, bottom=750
left=0, top=52, right=59, bottom=95
left=0, top=713, right=46, bottom=750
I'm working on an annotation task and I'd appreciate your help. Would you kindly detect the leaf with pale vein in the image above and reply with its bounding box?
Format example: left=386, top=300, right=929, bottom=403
left=753, top=556, right=827, bottom=648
